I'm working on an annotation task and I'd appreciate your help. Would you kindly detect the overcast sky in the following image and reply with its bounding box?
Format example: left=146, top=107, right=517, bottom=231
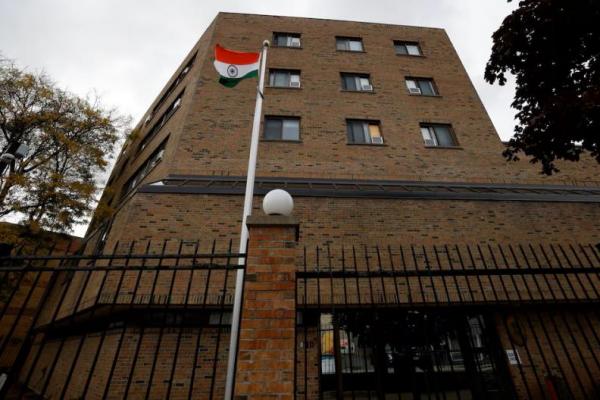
left=0, top=0, right=518, bottom=236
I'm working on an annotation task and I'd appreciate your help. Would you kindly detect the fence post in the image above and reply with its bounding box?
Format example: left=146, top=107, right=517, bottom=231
left=234, top=215, right=299, bottom=400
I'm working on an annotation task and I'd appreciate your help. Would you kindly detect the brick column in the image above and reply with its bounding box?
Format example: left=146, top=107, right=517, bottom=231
left=234, top=215, right=299, bottom=400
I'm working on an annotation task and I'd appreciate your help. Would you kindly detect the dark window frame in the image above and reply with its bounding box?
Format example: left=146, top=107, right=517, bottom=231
left=346, top=119, right=384, bottom=145
left=340, top=73, right=374, bottom=92
left=393, top=40, right=423, bottom=56
left=122, top=136, right=170, bottom=200
left=335, top=36, right=365, bottom=52
left=272, top=32, right=302, bottom=48
left=262, top=116, right=302, bottom=142
left=419, top=123, right=460, bottom=148
left=268, top=69, right=302, bottom=88
left=148, top=51, right=196, bottom=122
left=138, top=89, right=184, bottom=154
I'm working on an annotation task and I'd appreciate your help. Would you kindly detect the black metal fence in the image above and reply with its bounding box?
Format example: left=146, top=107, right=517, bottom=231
left=2, top=241, right=600, bottom=399
left=0, top=239, right=244, bottom=399
left=296, top=243, right=600, bottom=400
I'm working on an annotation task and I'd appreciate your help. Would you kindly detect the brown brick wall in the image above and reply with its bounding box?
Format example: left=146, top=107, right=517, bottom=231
left=168, top=13, right=597, bottom=184
left=234, top=219, right=298, bottom=399
left=66, top=12, right=600, bottom=400
left=95, top=12, right=600, bottom=230
left=101, top=193, right=600, bottom=251
left=18, top=326, right=230, bottom=399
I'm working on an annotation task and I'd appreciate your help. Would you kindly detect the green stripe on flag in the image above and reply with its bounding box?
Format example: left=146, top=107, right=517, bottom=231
left=218, top=70, right=258, bottom=88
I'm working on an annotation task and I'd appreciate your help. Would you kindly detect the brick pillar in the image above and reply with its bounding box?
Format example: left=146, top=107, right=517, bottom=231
left=234, top=215, right=299, bottom=400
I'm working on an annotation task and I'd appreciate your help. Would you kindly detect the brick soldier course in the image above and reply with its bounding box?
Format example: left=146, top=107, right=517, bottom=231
left=1, top=12, right=599, bottom=399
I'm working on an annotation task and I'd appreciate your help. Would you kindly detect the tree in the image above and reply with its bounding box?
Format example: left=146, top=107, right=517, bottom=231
left=0, top=57, right=127, bottom=233
left=485, top=0, right=600, bottom=175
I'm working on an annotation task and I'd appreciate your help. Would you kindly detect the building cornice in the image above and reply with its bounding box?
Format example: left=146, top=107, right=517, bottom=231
left=137, top=175, right=600, bottom=203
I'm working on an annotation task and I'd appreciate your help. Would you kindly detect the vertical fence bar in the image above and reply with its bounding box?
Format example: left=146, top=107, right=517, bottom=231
left=101, top=240, right=145, bottom=399
left=166, top=240, right=200, bottom=399
left=122, top=239, right=167, bottom=399
left=80, top=241, right=130, bottom=399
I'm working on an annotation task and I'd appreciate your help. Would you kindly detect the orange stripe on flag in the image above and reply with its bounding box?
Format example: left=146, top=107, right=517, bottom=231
left=215, top=44, right=260, bottom=65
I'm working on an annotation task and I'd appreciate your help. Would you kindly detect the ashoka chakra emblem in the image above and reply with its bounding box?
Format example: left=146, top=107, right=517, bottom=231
left=226, top=65, right=239, bottom=78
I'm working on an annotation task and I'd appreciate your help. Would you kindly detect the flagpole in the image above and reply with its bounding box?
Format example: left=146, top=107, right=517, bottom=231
left=224, top=39, right=269, bottom=400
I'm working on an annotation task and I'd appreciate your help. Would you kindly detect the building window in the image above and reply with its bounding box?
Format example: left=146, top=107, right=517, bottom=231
left=263, top=117, right=300, bottom=141
left=273, top=32, right=301, bottom=48
left=346, top=120, right=383, bottom=144
left=139, top=90, right=184, bottom=153
left=269, top=69, right=301, bottom=88
left=420, top=124, right=458, bottom=147
left=341, top=73, right=373, bottom=91
left=394, top=41, right=422, bottom=56
left=336, top=37, right=364, bottom=52
left=123, top=137, right=168, bottom=198
left=406, top=77, right=438, bottom=95
left=148, top=52, right=196, bottom=122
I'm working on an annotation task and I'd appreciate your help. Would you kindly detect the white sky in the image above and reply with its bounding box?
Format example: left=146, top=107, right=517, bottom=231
left=0, top=0, right=518, bottom=236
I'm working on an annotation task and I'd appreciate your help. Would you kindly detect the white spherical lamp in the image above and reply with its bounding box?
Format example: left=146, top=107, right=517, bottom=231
left=262, top=189, right=294, bottom=216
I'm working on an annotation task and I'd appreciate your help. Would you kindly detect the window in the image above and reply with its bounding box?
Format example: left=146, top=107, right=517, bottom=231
left=336, top=37, right=364, bottom=52
left=269, top=69, right=301, bottom=88
left=315, top=311, right=512, bottom=399
left=394, top=41, right=422, bottom=56
left=122, top=137, right=168, bottom=198
left=341, top=73, right=373, bottom=91
left=420, top=124, right=458, bottom=147
left=346, top=120, right=383, bottom=144
left=149, top=52, right=196, bottom=121
left=139, top=90, right=184, bottom=153
left=406, top=77, right=437, bottom=95
left=263, top=117, right=300, bottom=141
left=273, top=32, right=301, bottom=48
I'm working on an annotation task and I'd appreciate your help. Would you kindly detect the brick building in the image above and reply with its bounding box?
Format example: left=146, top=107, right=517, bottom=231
left=2, top=12, right=600, bottom=399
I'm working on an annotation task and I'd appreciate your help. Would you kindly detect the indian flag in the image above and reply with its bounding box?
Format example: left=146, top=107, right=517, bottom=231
left=214, top=44, right=260, bottom=88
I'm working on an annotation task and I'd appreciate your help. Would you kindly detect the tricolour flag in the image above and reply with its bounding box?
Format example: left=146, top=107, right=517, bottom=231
left=214, top=44, right=260, bottom=88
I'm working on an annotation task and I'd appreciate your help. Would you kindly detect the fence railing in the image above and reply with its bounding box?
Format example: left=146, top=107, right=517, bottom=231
left=296, top=243, right=600, bottom=400
left=0, top=239, right=244, bottom=400
left=2, top=240, right=600, bottom=399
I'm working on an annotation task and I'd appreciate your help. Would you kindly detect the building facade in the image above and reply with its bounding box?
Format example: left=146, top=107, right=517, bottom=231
left=2, top=12, right=600, bottom=399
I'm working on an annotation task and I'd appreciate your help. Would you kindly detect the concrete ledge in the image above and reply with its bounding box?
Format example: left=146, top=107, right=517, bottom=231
left=246, top=215, right=299, bottom=240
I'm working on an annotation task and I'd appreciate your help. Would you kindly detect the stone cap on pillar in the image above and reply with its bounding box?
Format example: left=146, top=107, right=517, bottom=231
left=246, top=215, right=300, bottom=241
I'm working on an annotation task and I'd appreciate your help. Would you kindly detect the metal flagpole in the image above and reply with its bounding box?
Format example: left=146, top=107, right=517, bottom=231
left=224, top=39, right=269, bottom=400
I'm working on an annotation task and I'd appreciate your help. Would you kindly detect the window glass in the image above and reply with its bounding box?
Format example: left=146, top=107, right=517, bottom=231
left=288, top=36, right=300, bottom=47
left=342, top=74, right=371, bottom=91
left=421, top=127, right=436, bottom=146
left=274, top=72, right=289, bottom=87
left=346, top=121, right=365, bottom=143
left=337, top=38, right=363, bottom=51
left=342, top=75, right=356, bottom=90
left=347, top=120, right=382, bottom=144
left=434, top=125, right=454, bottom=146
left=349, top=40, right=363, bottom=51
left=406, top=79, right=418, bottom=90
left=282, top=119, right=300, bottom=140
left=368, top=124, right=381, bottom=142
left=359, top=77, right=371, bottom=90
left=274, top=33, right=301, bottom=47
left=418, top=80, right=435, bottom=96
left=264, top=119, right=282, bottom=139
left=406, top=44, right=421, bottom=55
left=395, top=44, right=408, bottom=55
left=276, top=35, right=287, bottom=46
